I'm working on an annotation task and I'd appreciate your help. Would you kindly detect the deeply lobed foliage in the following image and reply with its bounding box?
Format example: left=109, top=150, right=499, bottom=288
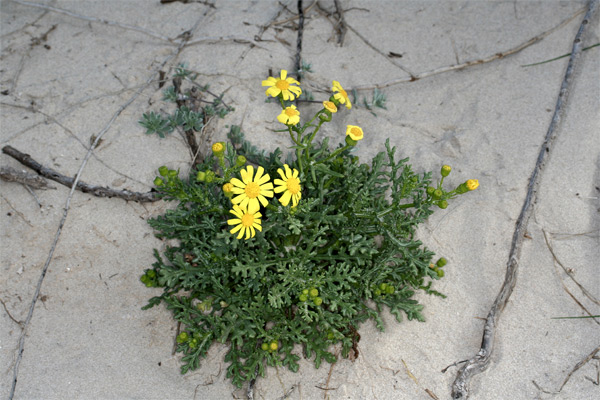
left=141, top=69, right=477, bottom=388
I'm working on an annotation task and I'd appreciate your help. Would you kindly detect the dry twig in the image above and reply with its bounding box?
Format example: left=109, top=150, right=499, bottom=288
left=352, top=7, right=586, bottom=90
left=451, top=1, right=599, bottom=398
left=0, top=166, right=55, bottom=190
left=533, top=345, right=600, bottom=394
left=2, top=146, right=158, bottom=203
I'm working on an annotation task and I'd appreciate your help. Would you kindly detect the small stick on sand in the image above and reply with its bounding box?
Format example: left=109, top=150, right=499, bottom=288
left=2, top=146, right=159, bottom=202
left=352, top=6, right=586, bottom=91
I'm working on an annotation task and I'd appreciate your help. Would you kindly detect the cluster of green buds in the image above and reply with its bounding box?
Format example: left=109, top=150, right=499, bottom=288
left=261, top=340, right=279, bottom=353
left=299, top=287, right=323, bottom=306
left=373, top=282, right=396, bottom=297
left=176, top=331, right=207, bottom=349
left=154, top=166, right=179, bottom=188
left=195, top=143, right=247, bottom=185
left=426, top=165, right=479, bottom=209
left=430, top=257, right=447, bottom=278
left=140, top=269, right=158, bottom=287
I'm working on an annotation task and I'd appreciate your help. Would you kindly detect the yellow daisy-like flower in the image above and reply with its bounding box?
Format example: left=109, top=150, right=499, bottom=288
left=262, top=70, right=302, bottom=101
left=332, top=80, right=352, bottom=109
left=323, top=101, right=337, bottom=113
left=230, top=165, right=274, bottom=213
left=227, top=204, right=262, bottom=240
left=277, top=105, right=301, bottom=125
left=346, top=125, right=364, bottom=141
left=466, top=179, right=479, bottom=191
left=274, top=164, right=302, bottom=207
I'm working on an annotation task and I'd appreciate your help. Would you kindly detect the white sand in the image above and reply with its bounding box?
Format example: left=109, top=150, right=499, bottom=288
left=1, top=1, right=598, bottom=399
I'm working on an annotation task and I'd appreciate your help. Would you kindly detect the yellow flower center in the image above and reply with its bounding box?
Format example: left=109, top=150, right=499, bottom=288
left=212, top=143, right=223, bottom=152
left=351, top=127, right=362, bottom=137
left=276, top=80, right=290, bottom=90
left=245, top=182, right=261, bottom=198
left=286, top=177, right=300, bottom=194
left=466, top=179, right=479, bottom=191
left=285, top=108, right=298, bottom=116
left=241, top=213, right=254, bottom=227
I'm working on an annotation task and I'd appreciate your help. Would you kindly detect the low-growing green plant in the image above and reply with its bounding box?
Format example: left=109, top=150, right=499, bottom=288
left=140, top=69, right=478, bottom=387
left=139, top=63, right=233, bottom=138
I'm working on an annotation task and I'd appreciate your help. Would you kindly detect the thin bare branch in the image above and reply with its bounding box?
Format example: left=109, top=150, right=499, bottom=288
left=451, top=1, right=599, bottom=398
left=353, top=6, right=586, bottom=90
left=2, top=146, right=158, bottom=202
left=11, top=0, right=173, bottom=42
left=0, top=166, right=55, bottom=190
left=533, top=345, right=600, bottom=394
left=543, top=229, right=600, bottom=306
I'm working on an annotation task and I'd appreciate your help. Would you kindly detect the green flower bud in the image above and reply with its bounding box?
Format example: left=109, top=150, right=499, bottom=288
left=426, top=186, right=435, bottom=196
left=261, top=343, right=269, bottom=351
left=327, top=331, right=335, bottom=340
left=433, top=189, right=443, bottom=199
left=302, top=289, right=309, bottom=296
left=456, top=180, right=478, bottom=194
left=441, top=165, right=452, bottom=177
left=313, top=297, right=323, bottom=306
left=146, top=270, right=156, bottom=278
left=189, top=338, right=198, bottom=348
left=140, top=275, right=149, bottom=284
left=379, top=283, right=388, bottom=291
left=436, top=258, right=447, bottom=268
left=309, top=288, right=319, bottom=298
left=385, top=285, right=395, bottom=295
left=345, top=135, right=358, bottom=147
left=374, top=289, right=382, bottom=296
left=153, top=177, right=164, bottom=187
left=235, top=155, right=247, bottom=167
left=269, top=341, right=278, bottom=351
left=299, top=294, right=308, bottom=302
left=196, top=171, right=206, bottom=182
left=437, top=200, right=448, bottom=209
left=158, top=166, right=169, bottom=177
left=205, top=171, right=215, bottom=183
left=436, top=269, right=445, bottom=278
left=168, top=170, right=178, bottom=178
left=176, top=332, right=189, bottom=344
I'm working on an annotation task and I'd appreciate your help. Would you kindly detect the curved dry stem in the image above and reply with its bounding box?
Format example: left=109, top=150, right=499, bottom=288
left=451, top=1, right=599, bottom=398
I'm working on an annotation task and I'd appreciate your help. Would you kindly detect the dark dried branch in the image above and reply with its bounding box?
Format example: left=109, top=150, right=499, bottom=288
left=2, top=146, right=158, bottom=202
left=451, top=1, right=599, bottom=398
left=295, top=0, right=305, bottom=80
left=333, top=0, right=347, bottom=45
left=0, top=166, right=56, bottom=189
left=173, top=76, right=201, bottom=165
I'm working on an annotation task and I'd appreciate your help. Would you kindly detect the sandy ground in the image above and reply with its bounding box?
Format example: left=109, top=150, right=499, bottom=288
left=1, top=1, right=599, bottom=399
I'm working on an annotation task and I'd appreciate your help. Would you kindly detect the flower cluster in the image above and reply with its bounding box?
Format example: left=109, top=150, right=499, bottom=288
left=426, top=165, right=479, bottom=209
left=224, top=70, right=365, bottom=241
left=226, top=163, right=301, bottom=240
